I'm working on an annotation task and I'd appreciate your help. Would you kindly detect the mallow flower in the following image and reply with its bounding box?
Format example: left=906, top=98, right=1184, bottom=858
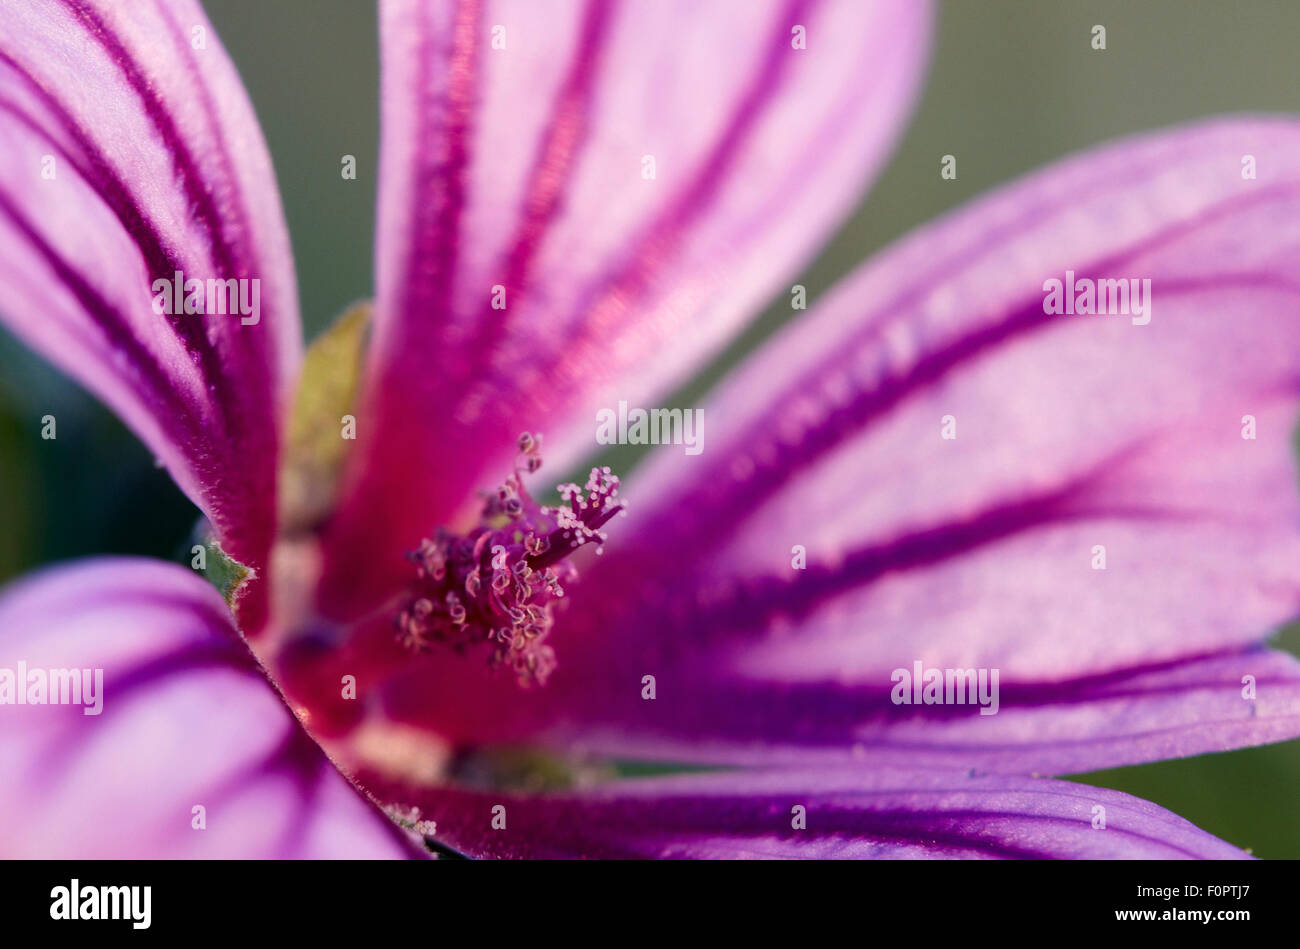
left=2, top=0, right=1300, bottom=860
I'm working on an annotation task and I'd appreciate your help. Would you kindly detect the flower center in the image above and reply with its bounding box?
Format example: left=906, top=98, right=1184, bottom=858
left=395, top=433, right=624, bottom=687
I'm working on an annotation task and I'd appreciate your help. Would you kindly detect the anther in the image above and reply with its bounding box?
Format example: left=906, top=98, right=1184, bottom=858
left=395, top=433, right=624, bottom=686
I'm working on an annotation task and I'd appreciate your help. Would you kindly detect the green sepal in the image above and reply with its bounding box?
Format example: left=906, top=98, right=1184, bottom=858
left=279, top=301, right=371, bottom=534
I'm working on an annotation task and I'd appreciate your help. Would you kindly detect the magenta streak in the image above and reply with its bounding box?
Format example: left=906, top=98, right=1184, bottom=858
left=57, top=0, right=268, bottom=419
left=0, top=189, right=206, bottom=453
left=638, top=181, right=1300, bottom=562
left=452, top=0, right=617, bottom=387
left=482, top=0, right=817, bottom=405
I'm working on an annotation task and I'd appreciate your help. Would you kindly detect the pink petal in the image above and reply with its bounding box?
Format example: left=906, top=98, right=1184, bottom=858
left=0, top=559, right=420, bottom=858
left=494, top=648, right=1300, bottom=777
left=320, top=0, right=932, bottom=615
left=362, top=766, right=1250, bottom=859
left=0, top=1, right=301, bottom=629
left=380, top=118, right=1300, bottom=773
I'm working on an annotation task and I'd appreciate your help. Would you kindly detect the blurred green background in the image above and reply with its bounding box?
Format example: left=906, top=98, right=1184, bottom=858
left=1, top=0, right=1298, bottom=854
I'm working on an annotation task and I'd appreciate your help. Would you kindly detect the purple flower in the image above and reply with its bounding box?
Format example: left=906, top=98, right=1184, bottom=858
left=1, top=0, right=1298, bottom=859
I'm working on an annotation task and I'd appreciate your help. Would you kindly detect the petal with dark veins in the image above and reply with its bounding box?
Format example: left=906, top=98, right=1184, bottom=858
left=0, top=0, right=301, bottom=630
left=362, top=767, right=1251, bottom=859
left=0, top=559, right=421, bottom=858
left=380, top=119, right=1300, bottom=775
left=321, top=0, right=932, bottom=616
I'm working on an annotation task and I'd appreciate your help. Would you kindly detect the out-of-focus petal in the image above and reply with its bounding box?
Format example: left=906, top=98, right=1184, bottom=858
left=0, top=559, right=420, bottom=858
left=321, top=0, right=931, bottom=615
left=481, top=647, right=1300, bottom=776
left=0, top=1, right=301, bottom=629
left=363, top=767, right=1250, bottom=859
left=380, top=118, right=1300, bottom=772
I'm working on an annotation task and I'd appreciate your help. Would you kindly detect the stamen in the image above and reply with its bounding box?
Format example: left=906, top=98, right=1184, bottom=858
left=395, top=433, right=624, bottom=686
